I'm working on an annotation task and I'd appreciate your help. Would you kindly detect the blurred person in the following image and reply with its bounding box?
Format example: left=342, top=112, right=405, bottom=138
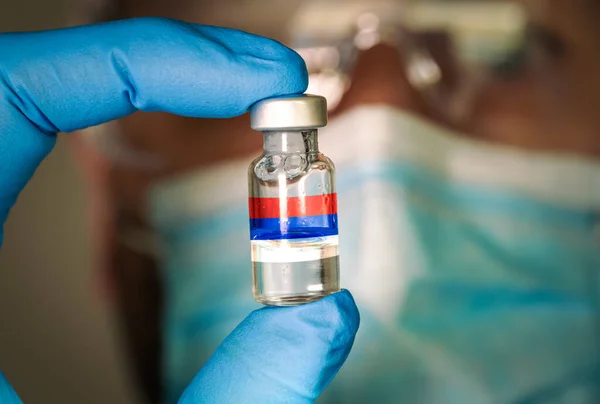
left=72, top=0, right=600, bottom=403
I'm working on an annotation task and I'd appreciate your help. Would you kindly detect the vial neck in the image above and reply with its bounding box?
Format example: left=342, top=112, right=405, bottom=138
left=262, top=130, right=319, bottom=155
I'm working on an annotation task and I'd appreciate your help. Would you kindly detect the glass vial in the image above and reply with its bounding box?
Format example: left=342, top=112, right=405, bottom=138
left=248, top=94, right=340, bottom=306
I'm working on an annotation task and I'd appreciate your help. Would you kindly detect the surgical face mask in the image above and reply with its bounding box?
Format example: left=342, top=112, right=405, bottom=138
left=149, top=105, right=600, bottom=404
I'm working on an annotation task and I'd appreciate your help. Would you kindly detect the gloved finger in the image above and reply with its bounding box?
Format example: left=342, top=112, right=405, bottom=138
left=179, top=290, right=360, bottom=404
left=0, top=17, right=308, bottom=243
left=0, top=372, right=22, bottom=404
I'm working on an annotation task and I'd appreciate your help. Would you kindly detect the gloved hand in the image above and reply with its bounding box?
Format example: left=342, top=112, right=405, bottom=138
left=0, top=18, right=360, bottom=403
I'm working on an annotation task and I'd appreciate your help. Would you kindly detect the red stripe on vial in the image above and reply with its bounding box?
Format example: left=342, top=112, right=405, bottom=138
left=248, top=194, right=337, bottom=219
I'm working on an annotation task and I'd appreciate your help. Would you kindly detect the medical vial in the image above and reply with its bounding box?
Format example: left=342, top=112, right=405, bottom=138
left=248, top=94, right=340, bottom=306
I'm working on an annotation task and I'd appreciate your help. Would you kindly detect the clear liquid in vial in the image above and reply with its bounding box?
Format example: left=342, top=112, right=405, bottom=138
left=251, top=235, right=340, bottom=306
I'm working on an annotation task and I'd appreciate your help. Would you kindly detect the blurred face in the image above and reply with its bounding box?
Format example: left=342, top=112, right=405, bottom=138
left=77, top=2, right=600, bottom=402
left=106, top=0, right=600, bottom=220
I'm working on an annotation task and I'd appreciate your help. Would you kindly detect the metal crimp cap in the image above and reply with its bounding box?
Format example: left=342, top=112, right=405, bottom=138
left=250, top=94, right=328, bottom=131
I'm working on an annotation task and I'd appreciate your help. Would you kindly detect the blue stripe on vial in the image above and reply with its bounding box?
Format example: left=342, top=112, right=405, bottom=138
left=250, top=214, right=338, bottom=240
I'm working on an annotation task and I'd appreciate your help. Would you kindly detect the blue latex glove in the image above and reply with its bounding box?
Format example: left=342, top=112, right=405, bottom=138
left=0, top=18, right=360, bottom=403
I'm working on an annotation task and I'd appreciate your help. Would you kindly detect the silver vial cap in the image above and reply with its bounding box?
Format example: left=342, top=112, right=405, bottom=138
left=250, top=94, right=328, bottom=131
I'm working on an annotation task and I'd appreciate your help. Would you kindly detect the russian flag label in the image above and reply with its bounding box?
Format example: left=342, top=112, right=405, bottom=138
left=249, top=193, right=338, bottom=240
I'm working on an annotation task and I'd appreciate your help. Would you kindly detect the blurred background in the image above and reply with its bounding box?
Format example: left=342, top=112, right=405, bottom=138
left=1, top=0, right=599, bottom=403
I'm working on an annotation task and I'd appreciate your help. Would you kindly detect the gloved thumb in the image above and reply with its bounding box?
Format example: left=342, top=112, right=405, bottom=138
left=179, top=290, right=360, bottom=404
